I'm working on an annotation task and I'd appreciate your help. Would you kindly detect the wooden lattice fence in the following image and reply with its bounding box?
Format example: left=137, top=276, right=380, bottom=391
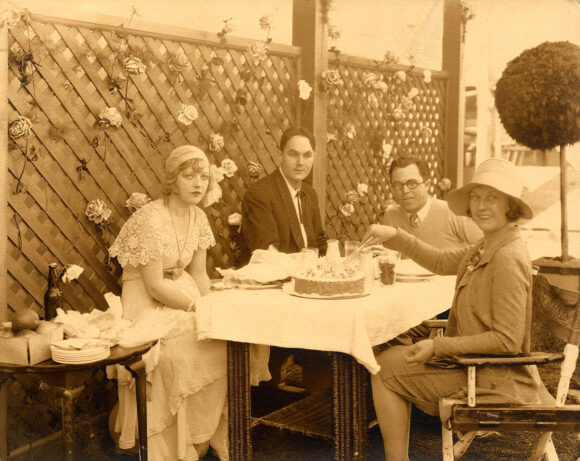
left=7, top=14, right=300, bottom=319
left=324, top=53, right=448, bottom=240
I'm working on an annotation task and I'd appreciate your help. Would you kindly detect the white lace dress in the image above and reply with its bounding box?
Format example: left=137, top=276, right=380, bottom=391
left=108, top=199, right=228, bottom=461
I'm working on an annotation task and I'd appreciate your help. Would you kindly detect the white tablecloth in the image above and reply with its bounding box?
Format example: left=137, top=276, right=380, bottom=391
left=196, top=277, right=456, bottom=374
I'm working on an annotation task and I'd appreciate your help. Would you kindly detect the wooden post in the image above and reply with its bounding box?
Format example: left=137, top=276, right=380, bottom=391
left=442, top=0, right=465, bottom=187
left=1, top=16, right=9, bottom=461
left=292, top=0, right=328, bottom=214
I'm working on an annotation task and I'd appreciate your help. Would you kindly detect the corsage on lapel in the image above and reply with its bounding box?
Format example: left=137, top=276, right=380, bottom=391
left=465, top=248, right=484, bottom=273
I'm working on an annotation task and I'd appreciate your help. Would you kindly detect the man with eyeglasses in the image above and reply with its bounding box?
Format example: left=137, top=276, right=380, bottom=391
left=382, top=156, right=481, bottom=250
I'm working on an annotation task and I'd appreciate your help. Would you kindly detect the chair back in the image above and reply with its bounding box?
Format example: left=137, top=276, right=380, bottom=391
left=532, top=273, right=580, bottom=346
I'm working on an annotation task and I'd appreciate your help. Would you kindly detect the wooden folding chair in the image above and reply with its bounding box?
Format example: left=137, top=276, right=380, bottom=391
left=424, top=273, right=580, bottom=460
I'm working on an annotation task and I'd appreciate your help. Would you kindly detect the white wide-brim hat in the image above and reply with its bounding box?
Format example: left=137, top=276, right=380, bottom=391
left=447, top=158, right=533, bottom=219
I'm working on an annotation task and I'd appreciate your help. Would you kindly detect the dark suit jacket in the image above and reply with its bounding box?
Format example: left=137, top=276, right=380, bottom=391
left=242, top=169, right=327, bottom=255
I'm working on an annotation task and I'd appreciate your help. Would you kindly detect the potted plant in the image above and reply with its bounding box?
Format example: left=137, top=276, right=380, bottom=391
left=494, top=40, right=580, bottom=290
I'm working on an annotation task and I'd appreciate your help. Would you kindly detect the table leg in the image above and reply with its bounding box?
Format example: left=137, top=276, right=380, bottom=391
left=332, top=353, right=368, bottom=461
left=58, top=384, right=85, bottom=461
left=0, top=376, right=9, bottom=461
left=227, top=341, right=252, bottom=461
left=125, top=358, right=148, bottom=461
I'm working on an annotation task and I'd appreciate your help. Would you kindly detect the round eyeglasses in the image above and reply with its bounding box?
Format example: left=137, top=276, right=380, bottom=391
left=391, top=179, right=424, bottom=191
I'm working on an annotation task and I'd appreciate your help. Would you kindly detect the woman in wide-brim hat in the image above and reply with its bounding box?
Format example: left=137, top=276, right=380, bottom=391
left=362, top=158, right=551, bottom=461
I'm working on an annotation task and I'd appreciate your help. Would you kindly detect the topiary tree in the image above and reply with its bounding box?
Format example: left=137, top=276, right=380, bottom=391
left=495, top=41, right=580, bottom=261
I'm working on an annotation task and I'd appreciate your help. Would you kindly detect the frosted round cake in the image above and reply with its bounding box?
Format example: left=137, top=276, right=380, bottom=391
left=293, top=266, right=365, bottom=297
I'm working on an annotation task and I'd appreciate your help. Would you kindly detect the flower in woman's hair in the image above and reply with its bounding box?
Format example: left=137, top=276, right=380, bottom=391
left=400, top=95, right=414, bottom=110
left=382, top=140, right=393, bottom=156
left=204, top=177, right=223, bottom=207
left=346, top=190, right=359, bottom=204
left=85, top=198, right=112, bottom=224
left=298, top=80, right=312, bottom=100
left=345, top=123, right=357, bottom=140
left=249, top=41, right=269, bottom=65
left=328, top=25, right=342, bottom=41
left=247, top=160, right=263, bottom=179
left=98, top=107, right=122, bottom=128
left=383, top=50, right=399, bottom=65
left=259, top=14, right=272, bottom=30
left=220, top=158, right=238, bottom=177
left=123, top=56, right=147, bottom=75
left=168, top=48, right=191, bottom=72
left=228, top=212, right=242, bottom=227
left=8, top=115, right=32, bottom=140
left=209, top=133, right=225, bottom=152
left=438, top=177, right=452, bottom=192
left=322, top=69, right=343, bottom=87
left=61, top=264, right=84, bottom=283
left=362, top=71, right=379, bottom=87
left=407, top=87, right=419, bottom=99
left=392, top=106, right=404, bottom=120
left=357, top=183, right=369, bottom=196
left=340, top=203, right=355, bottom=217
left=423, top=69, right=432, bottom=83
left=373, top=80, right=388, bottom=93
left=125, top=192, right=151, bottom=211
left=367, top=93, right=379, bottom=108
left=1, top=8, right=25, bottom=29
left=177, top=104, right=198, bottom=126
left=395, top=70, right=407, bottom=82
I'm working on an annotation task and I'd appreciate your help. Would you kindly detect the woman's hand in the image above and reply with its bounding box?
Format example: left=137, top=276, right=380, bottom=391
left=404, top=339, right=434, bottom=364
left=362, top=224, right=398, bottom=246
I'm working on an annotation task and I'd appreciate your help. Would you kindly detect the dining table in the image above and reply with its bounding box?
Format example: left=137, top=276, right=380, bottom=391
left=196, top=275, right=456, bottom=461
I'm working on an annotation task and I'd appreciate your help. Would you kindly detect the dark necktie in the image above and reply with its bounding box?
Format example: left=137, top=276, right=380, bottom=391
left=296, top=190, right=305, bottom=223
left=409, top=213, right=420, bottom=228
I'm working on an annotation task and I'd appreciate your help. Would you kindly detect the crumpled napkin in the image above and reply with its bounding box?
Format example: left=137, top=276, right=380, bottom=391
left=216, top=249, right=300, bottom=285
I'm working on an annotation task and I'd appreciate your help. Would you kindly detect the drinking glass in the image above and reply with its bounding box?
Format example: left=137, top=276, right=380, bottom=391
left=326, top=239, right=341, bottom=267
left=344, top=240, right=361, bottom=257
left=300, top=247, right=319, bottom=271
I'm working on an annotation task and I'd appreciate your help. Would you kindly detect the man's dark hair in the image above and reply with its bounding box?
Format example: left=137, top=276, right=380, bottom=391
left=280, top=126, right=316, bottom=152
left=388, top=156, right=430, bottom=181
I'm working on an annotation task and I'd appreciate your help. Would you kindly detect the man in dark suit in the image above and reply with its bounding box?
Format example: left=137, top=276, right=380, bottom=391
left=242, top=126, right=327, bottom=255
left=242, top=126, right=328, bottom=393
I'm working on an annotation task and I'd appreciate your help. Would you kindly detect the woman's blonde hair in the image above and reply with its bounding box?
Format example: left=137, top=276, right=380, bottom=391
left=162, top=145, right=220, bottom=207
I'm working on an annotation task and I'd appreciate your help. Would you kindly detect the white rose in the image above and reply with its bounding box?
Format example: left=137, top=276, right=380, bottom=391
left=345, top=123, right=356, bottom=140
left=222, top=18, right=237, bottom=34
left=2, top=8, right=23, bottom=29
left=362, top=71, right=379, bottom=87
left=99, top=107, right=122, bottom=127
left=373, top=81, right=388, bottom=93
left=123, top=56, right=147, bottom=75
left=209, top=133, right=225, bottom=152
left=62, top=264, right=84, bottom=283
left=125, top=192, right=151, bottom=211
left=177, top=104, right=198, bottom=126
left=259, top=14, right=272, bottom=30
left=228, top=212, right=242, bottom=226
left=340, top=203, right=355, bottom=217
left=220, top=159, right=238, bottom=177
left=298, top=80, right=312, bottom=100
left=407, top=88, right=419, bottom=99
left=367, top=93, right=379, bottom=108
left=423, top=69, right=432, bottom=83
left=392, top=106, right=404, bottom=120
left=395, top=70, right=406, bottom=82
left=357, top=183, right=369, bottom=196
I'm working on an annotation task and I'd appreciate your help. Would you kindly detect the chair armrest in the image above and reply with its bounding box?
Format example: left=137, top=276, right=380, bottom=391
left=447, top=352, right=564, bottom=367
left=421, top=319, right=448, bottom=329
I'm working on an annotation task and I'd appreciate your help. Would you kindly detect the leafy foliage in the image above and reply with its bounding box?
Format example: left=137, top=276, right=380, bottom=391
left=495, top=41, right=580, bottom=150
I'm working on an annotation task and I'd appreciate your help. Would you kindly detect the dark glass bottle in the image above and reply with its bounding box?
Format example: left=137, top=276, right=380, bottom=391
left=44, top=263, right=62, bottom=320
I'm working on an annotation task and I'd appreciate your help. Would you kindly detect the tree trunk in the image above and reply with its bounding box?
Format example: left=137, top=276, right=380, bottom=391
left=560, top=144, right=569, bottom=261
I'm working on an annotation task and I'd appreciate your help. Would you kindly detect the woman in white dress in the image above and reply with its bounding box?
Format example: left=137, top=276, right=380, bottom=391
left=108, top=145, right=228, bottom=460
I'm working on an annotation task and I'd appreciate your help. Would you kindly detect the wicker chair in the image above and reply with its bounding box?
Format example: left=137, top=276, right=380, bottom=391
left=422, top=273, right=580, bottom=460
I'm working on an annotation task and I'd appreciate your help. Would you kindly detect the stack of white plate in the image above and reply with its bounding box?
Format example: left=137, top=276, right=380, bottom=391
left=51, top=338, right=110, bottom=364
